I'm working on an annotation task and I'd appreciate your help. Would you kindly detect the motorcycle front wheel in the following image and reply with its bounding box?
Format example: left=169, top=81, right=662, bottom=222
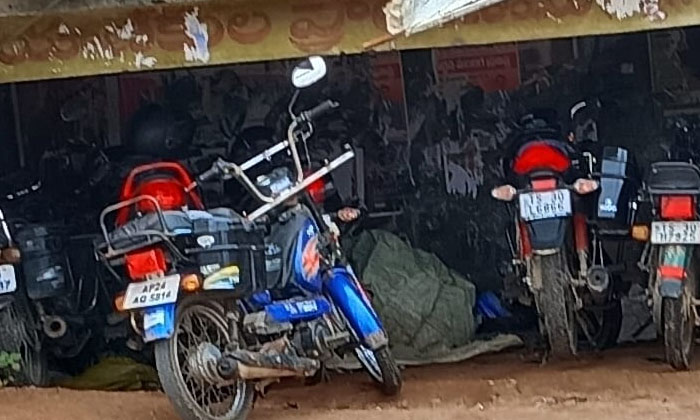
left=155, top=296, right=254, bottom=420
left=663, top=259, right=697, bottom=370
left=355, top=345, right=402, bottom=396
left=533, top=251, right=578, bottom=359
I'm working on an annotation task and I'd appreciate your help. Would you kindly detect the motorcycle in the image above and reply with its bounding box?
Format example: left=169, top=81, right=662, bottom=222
left=491, top=111, right=632, bottom=358
left=636, top=116, right=700, bottom=369
left=0, top=207, right=47, bottom=385
left=95, top=56, right=401, bottom=420
left=0, top=166, right=109, bottom=384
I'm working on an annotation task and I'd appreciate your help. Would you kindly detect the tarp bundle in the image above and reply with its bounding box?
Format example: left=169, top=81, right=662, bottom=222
left=60, top=357, right=160, bottom=391
left=349, top=230, right=478, bottom=359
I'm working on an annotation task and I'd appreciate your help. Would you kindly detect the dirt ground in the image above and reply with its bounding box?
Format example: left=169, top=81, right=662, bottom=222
left=2, top=344, right=700, bottom=420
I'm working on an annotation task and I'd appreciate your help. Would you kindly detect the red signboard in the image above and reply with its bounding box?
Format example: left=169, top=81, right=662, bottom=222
left=433, top=44, right=520, bottom=92
left=370, top=51, right=405, bottom=104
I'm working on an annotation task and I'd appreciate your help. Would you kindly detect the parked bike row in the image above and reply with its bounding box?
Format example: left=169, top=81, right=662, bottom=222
left=492, top=106, right=700, bottom=370
left=1, top=54, right=700, bottom=420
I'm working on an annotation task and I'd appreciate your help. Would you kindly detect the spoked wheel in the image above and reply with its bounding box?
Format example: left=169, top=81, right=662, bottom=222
left=355, top=345, right=402, bottom=396
left=0, top=302, right=48, bottom=386
left=578, top=299, right=623, bottom=351
left=155, top=296, right=254, bottom=420
left=533, top=251, right=578, bottom=359
left=663, top=261, right=697, bottom=370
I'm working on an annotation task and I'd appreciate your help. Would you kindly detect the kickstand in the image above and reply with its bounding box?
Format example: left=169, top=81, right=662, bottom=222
left=255, top=378, right=280, bottom=397
left=304, top=364, right=331, bottom=386
left=631, top=316, right=654, bottom=341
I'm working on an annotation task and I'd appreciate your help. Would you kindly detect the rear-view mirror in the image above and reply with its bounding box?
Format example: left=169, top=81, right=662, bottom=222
left=291, top=56, right=327, bottom=89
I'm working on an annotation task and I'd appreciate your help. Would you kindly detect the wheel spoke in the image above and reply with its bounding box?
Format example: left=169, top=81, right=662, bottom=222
left=169, top=303, right=246, bottom=419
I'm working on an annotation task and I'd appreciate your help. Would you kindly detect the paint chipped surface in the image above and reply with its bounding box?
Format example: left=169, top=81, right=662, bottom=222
left=115, top=19, right=135, bottom=40
left=134, top=51, right=157, bottom=68
left=184, top=8, right=210, bottom=63
left=595, top=0, right=666, bottom=21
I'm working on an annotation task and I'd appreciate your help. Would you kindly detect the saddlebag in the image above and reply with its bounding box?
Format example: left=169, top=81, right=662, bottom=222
left=187, top=215, right=267, bottom=297
left=16, top=224, right=72, bottom=300
left=596, top=146, right=639, bottom=225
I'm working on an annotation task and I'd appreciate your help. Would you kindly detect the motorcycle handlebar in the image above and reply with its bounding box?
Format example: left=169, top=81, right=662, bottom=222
left=301, top=100, right=339, bottom=122
left=197, top=165, right=221, bottom=183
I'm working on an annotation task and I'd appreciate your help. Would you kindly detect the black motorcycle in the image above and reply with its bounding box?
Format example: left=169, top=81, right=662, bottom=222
left=637, top=115, right=700, bottom=369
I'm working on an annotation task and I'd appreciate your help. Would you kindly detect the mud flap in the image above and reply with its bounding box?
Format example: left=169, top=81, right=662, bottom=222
left=143, top=303, right=176, bottom=342
left=658, top=245, right=691, bottom=299
left=325, top=266, right=388, bottom=350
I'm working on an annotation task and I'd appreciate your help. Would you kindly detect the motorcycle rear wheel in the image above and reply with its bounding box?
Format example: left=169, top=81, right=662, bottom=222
left=355, top=345, right=402, bottom=396
left=0, top=299, right=48, bottom=386
left=534, top=251, right=578, bottom=359
left=663, top=260, right=697, bottom=370
left=155, top=296, right=254, bottom=420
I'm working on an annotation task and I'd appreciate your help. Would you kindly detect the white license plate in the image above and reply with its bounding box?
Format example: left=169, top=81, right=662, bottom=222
left=519, top=189, right=572, bottom=222
left=651, top=221, right=700, bottom=244
left=122, top=274, right=180, bottom=310
left=0, top=265, right=17, bottom=295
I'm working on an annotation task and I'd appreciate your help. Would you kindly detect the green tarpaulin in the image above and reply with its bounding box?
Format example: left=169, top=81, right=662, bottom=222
left=349, top=229, right=478, bottom=359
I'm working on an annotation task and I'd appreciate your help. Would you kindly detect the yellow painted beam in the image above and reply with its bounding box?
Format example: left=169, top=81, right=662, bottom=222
left=0, top=0, right=697, bottom=83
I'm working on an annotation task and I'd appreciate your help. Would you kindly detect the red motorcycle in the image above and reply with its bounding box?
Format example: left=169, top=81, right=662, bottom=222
left=491, top=113, right=626, bottom=358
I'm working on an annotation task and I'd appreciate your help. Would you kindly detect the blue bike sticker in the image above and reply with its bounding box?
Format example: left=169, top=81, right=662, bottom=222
left=143, top=303, right=176, bottom=342
left=294, top=219, right=322, bottom=292
left=265, top=297, right=332, bottom=323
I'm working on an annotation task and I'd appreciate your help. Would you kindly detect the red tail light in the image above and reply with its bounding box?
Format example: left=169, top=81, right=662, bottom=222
left=513, top=142, right=571, bottom=175
left=135, top=179, right=187, bottom=213
left=531, top=178, right=557, bottom=191
left=660, top=196, right=695, bottom=220
left=125, top=248, right=167, bottom=280
left=308, top=178, right=326, bottom=204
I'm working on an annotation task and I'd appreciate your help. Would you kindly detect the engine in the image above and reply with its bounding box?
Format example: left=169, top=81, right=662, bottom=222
left=242, top=309, right=349, bottom=360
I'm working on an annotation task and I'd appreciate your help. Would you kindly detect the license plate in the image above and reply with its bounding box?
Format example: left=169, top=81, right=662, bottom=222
left=0, top=265, right=17, bottom=295
left=122, top=274, right=180, bottom=310
left=651, top=221, right=700, bottom=244
left=519, top=189, right=572, bottom=222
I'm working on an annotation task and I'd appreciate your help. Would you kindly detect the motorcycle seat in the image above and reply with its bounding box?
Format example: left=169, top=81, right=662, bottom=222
left=105, top=208, right=245, bottom=251
left=207, top=207, right=244, bottom=221
left=648, top=162, right=700, bottom=194
left=107, top=210, right=194, bottom=249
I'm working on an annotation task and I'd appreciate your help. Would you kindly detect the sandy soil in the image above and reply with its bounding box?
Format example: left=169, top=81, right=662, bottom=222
left=2, top=344, right=700, bottom=420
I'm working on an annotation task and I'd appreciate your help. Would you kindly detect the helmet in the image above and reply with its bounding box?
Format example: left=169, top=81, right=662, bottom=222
left=128, top=104, right=193, bottom=157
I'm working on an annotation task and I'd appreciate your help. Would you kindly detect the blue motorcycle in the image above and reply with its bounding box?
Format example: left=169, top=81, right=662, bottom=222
left=96, top=56, right=401, bottom=420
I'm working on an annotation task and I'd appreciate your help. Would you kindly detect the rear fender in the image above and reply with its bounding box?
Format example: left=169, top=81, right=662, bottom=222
left=526, top=218, right=568, bottom=251
left=657, top=245, right=692, bottom=299
left=324, top=266, right=387, bottom=350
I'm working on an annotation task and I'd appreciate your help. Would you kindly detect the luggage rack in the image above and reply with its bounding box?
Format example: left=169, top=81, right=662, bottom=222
left=95, top=194, right=190, bottom=263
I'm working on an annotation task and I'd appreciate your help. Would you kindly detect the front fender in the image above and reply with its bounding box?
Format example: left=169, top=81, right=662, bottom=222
left=325, top=266, right=388, bottom=350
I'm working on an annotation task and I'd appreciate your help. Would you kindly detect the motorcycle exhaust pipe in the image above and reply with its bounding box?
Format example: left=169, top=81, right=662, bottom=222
left=586, top=265, right=610, bottom=294
left=43, top=316, right=68, bottom=339
left=217, top=350, right=320, bottom=381
left=189, top=343, right=319, bottom=384
left=217, top=358, right=302, bottom=380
